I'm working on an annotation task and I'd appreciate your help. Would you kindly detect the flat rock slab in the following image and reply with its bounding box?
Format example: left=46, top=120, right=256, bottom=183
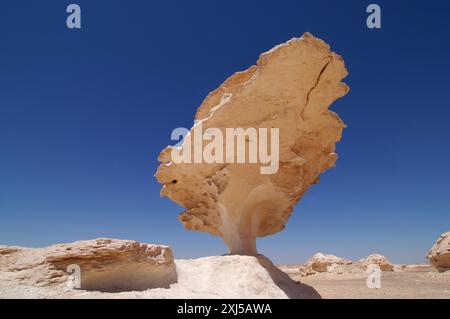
left=0, top=238, right=177, bottom=292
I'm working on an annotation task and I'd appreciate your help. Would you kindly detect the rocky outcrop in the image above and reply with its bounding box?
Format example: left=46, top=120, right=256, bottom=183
left=0, top=238, right=177, bottom=292
left=427, top=232, right=450, bottom=272
left=299, top=253, right=352, bottom=276
left=0, top=242, right=321, bottom=298
left=297, top=253, right=396, bottom=276
left=357, top=254, right=394, bottom=271
left=155, top=33, right=349, bottom=254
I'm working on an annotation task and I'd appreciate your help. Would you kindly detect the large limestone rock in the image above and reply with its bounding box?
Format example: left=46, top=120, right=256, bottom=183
left=299, top=252, right=352, bottom=276
left=0, top=238, right=177, bottom=292
left=357, top=254, right=394, bottom=271
left=169, top=255, right=320, bottom=299
left=427, top=232, right=450, bottom=272
left=155, top=33, right=349, bottom=254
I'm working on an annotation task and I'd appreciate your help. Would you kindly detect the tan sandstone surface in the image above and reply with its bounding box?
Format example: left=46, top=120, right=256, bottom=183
left=155, top=32, right=349, bottom=255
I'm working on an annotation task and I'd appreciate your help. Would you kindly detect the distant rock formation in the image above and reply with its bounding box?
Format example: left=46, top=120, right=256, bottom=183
left=357, top=253, right=394, bottom=271
left=427, top=232, right=450, bottom=272
left=299, top=253, right=352, bottom=276
left=156, top=33, right=349, bottom=254
left=298, top=253, right=395, bottom=276
left=0, top=238, right=176, bottom=292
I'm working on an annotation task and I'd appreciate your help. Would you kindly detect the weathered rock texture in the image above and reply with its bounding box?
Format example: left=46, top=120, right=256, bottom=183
left=426, top=232, right=450, bottom=272
left=297, top=253, right=396, bottom=277
left=299, top=253, right=352, bottom=276
left=155, top=33, right=349, bottom=254
left=357, top=254, right=394, bottom=271
left=0, top=238, right=177, bottom=292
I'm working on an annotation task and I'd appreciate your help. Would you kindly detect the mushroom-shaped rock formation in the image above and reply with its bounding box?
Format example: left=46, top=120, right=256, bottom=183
left=156, top=33, right=349, bottom=254
left=427, top=232, right=450, bottom=272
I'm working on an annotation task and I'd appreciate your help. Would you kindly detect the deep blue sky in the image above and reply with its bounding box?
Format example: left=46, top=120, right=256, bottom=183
left=0, top=1, right=449, bottom=264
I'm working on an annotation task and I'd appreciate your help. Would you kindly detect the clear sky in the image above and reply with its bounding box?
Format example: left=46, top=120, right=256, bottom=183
left=0, top=0, right=449, bottom=264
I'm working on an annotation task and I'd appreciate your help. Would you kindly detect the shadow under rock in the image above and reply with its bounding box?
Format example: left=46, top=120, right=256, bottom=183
left=256, top=254, right=322, bottom=299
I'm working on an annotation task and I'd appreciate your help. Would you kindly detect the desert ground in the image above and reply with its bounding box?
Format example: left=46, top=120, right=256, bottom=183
left=2, top=262, right=449, bottom=299
left=1, top=238, right=449, bottom=299
left=279, top=264, right=450, bottom=299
